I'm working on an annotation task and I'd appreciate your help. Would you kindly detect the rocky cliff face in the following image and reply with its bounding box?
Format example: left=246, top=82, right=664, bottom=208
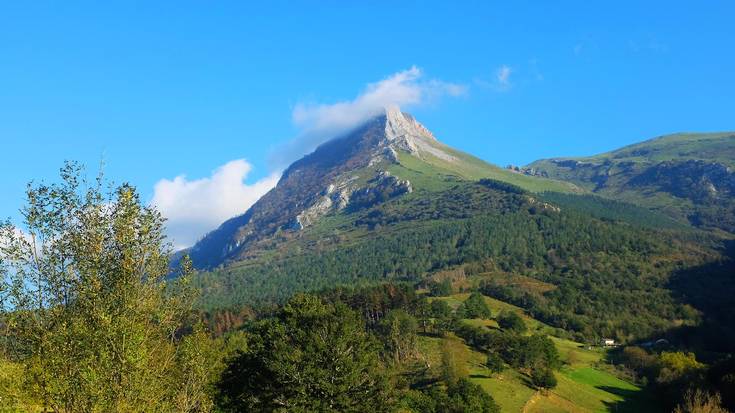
left=629, top=160, right=735, bottom=202
left=186, top=107, right=450, bottom=268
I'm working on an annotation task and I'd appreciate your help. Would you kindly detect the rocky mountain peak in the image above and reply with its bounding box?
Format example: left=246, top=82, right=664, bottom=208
left=381, top=106, right=455, bottom=162
left=186, top=107, right=445, bottom=268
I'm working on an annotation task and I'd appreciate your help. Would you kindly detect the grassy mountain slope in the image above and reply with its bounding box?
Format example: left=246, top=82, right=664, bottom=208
left=421, top=293, right=659, bottom=412
left=527, top=132, right=735, bottom=232
left=586, top=132, right=735, bottom=166
left=392, top=145, right=581, bottom=194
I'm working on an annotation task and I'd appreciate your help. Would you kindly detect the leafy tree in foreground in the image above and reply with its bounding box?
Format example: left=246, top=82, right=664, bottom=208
left=0, top=162, right=214, bottom=412
left=216, top=293, right=392, bottom=412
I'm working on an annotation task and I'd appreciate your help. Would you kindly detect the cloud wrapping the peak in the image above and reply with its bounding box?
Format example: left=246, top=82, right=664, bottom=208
left=273, top=66, right=466, bottom=167
left=153, top=67, right=464, bottom=249
left=151, top=160, right=279, bottom=250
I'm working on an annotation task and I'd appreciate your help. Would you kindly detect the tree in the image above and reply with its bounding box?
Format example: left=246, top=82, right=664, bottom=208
left=400, top=380, right=500, bottom=413
left=486, top=352, right=505, bottom=375
left=457, top=292, right=491, bottom=319
left=0, top=162, right=213, bottom=412
left=503, top=334, right=561, bottom=370
left=216, top=293, right=392, bottom=412
left=531, top=368, right=557, bottom=389
left=657, top=351, right=705, bottom=385
left=430, top=300, right=453, bottom=336
left=440, top=338, right=469, bottom=386
left=497, top=310, right=527, bottom=333
left=429, top=279, right=453, bottom=297
left=446, top=378, right=500, bottom=413
left=378, top=309, right=418, bottom=363
left=673, top=389, right=728, bottom=413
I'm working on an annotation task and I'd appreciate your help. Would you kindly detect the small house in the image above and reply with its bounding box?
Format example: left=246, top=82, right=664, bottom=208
left=601, top=338, right=615, bottom=347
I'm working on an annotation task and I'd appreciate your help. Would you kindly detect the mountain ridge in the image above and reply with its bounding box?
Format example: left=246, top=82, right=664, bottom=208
left=525, top=131, right=735, bottom=232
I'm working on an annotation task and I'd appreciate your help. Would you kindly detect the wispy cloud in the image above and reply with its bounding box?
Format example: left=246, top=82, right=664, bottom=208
left=475, top=64, right=514, bottom=92
left=272, top=66, right=466, bottom=167
left=496, top=65, right=513, bottom=89
left=151, top=160, right=280, bottom=250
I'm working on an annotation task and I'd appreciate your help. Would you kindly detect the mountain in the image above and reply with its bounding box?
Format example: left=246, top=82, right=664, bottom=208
left=186, top=107, right=579, bottom=269
left=184, top=110, right=732, bottom=345
left=525, top=132, right=735, bottom=233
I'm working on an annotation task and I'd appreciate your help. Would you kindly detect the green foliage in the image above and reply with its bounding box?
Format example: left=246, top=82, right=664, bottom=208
left=0, top=358, right=35, bottom=411
left=0, top=162, right=214, bottom=412
left=485, top=352, right=505, bottom=375
left=540, top=191, right=688, bottom=230
left=401, top=379, right=500, bottom=413
left=531, top=368, right=558, bottom=389
left=478, top=178, right=527, bottom=195
left=428, top=278, right=453, bottom=297
left=457, top=292, right=492, bottom=320
left=505, top=334, right=561, bottom=371
left=216, top=294, right=392, bottom=412
left=454, top=323, right=560, bottom=372
left=497, top=310, right=527, bottom=333
left=172, top=324, right=223, bottom=412
left=429, top=300, right=454, bottom=337
left=378, top=309, right=418, bottom=363
left=657, top=351, right=705, bottom=385
left=444, top=378, right=501, bottom=413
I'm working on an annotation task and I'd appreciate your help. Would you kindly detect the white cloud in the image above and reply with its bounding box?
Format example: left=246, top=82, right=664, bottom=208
left=151, top=160, right=280, bottom=250
left=272, top=66, right=466, bottom=167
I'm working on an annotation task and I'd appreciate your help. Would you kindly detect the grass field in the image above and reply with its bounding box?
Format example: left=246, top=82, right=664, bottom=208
left=389, top=150, right=581, bottom=194
left=419, top=293, right=661, bottom=412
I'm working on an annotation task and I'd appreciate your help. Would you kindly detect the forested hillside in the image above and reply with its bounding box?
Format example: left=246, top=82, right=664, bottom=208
left=193, top=178, right=721, bottom=343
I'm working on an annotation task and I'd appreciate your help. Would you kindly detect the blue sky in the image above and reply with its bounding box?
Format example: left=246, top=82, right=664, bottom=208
left=2, top=1, right=734, bottom=247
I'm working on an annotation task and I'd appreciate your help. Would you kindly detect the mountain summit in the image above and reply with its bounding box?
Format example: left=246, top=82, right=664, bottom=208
left=186, top=107, right=575, bottom=269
